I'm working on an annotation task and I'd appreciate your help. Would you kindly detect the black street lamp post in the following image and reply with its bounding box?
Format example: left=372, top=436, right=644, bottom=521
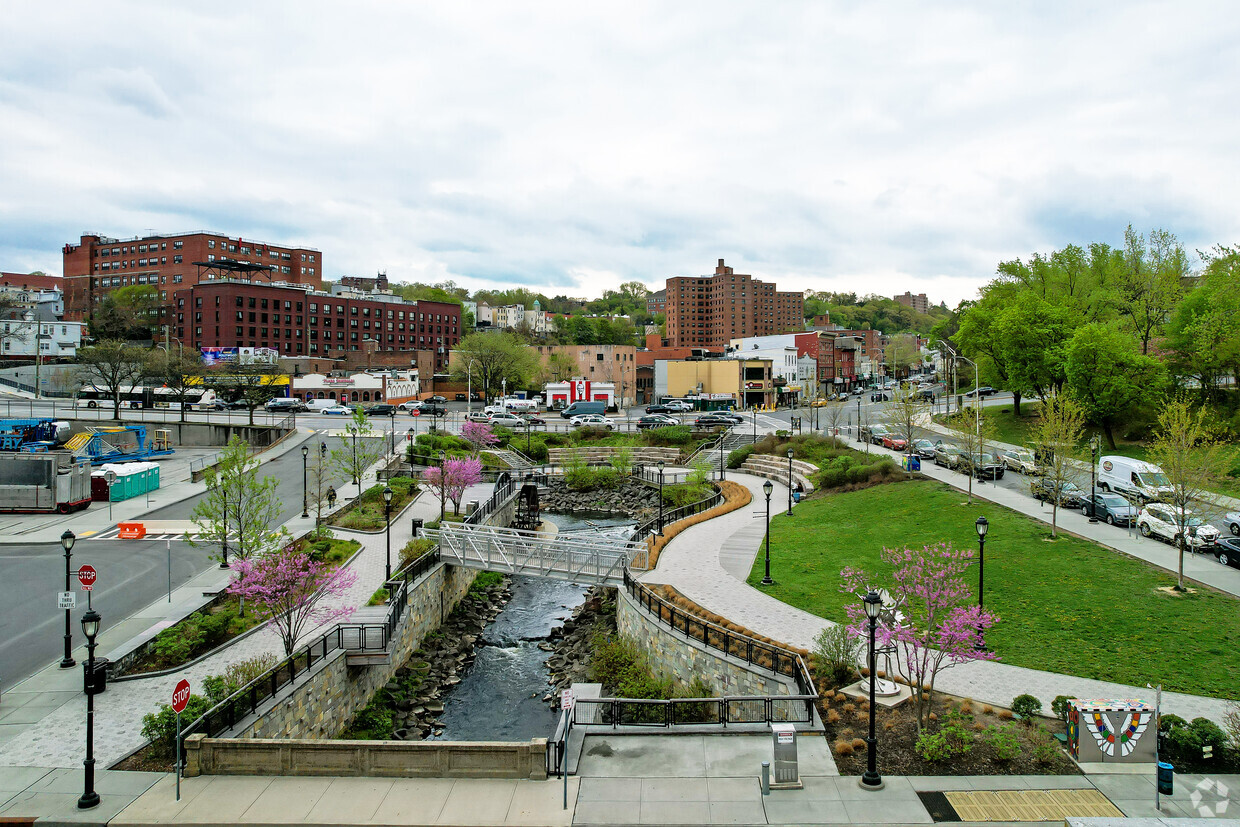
left=761, top=479, right=774, bottom=585
left=719, top=432, right=725, bottom=482
left=218, top=471, right=230, bottom=568
left=77, top=609, right=102, bottom=810
left=975, top=516, right=988, bottom=649
left=60, top=530, right=76, bottom=668
left=657, top=460, right=665, bottom=535
left=301, top=445, right=309, bottom=518
left=856, top=396, right=862, bottom=442
left=389, top=410, right=397, bottom=455
left=861, top=590, right=883, bottom=789
left=439, top=450, right=446, bottom=523
left=752, top=407, right=757, bottom=443
left=349, top=425, right=359, bottom=490
left=1088, top=435, right=1100, bottom=523
left=383, top=486, right=394, bottom=581
left=786, top=448, right=794, bottom=516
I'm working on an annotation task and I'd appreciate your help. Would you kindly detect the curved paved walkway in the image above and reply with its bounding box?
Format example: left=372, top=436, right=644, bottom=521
left=641, top=471, right=1235, bottom=725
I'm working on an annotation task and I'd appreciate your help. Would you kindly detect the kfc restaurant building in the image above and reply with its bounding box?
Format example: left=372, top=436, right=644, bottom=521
left=544, top=379, right=617, bottom=411
left=290, top=372, right=419, bottom=404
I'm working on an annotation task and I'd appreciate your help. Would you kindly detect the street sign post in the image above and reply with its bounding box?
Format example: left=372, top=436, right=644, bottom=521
left=57, top=592, right=76, bottom=610
left=560, top=689, right=574, bottom=809
left=77, top=565, right=96, bottom=591
left=171, top=679, right=190, bottom=801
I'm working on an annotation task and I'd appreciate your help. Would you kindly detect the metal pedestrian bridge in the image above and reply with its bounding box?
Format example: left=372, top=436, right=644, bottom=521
left=426, top=523, right=648, bottom=587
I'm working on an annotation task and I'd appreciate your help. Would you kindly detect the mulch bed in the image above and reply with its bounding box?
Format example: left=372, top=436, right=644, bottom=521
left=820, top=687, right=1079, bottom=776
left=111, top=743, right=171, bottom=773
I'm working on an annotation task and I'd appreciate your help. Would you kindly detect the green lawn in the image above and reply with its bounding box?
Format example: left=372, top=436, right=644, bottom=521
left=747, top=480, right=1240, bottom=700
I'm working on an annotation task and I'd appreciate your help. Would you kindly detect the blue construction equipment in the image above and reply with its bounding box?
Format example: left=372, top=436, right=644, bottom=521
left=63, top=425, right=174, bottom=465
left=0, top=419, right=70, bottom=451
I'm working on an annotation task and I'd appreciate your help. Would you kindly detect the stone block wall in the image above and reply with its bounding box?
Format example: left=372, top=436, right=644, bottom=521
left=233, top=561, right=475, bottom=742
left=615, top=588, right=792, bottom=697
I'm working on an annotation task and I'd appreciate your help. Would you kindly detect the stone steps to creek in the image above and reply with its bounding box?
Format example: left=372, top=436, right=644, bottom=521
left=740, top=455, right=818, bottom=493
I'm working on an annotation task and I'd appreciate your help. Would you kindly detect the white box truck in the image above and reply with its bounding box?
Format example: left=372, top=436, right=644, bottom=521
left=1096, top=455, right=1174, bottom=505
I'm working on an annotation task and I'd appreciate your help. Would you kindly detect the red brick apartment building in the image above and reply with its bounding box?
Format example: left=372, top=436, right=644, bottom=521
left=61, top=231, right=323, bottom=321
left=172, top=280, right=462, bottom=372
left=664, top=259, right=803, bottom=349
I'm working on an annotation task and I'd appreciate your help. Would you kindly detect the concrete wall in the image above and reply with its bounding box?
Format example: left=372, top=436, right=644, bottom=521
left=616, top=588, right=793, bottom=698
left=64, top=419, right=289, bottom=449
left=184, top=735, right=547, bottom=780
left=226, top=561, right=475, bottom=743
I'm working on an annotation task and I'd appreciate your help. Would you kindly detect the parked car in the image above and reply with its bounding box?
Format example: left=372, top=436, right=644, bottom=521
left=881, top=433, right=908, bottom=451
left=912, top=439, right=937, bottom=459
left=645, top=404, right=674, bottom=414
left=365, top=404, right=396, bottom=416
left=1137, top=504, right=1220, bottom=549
left=713, top=412, right=744, bottom=424
left=870, top=391, right=889, bottom=402
left=933, top=443, right=963, bottom=468
left=1210, top=537, right=1240, bottom=568
left=519, top=413, right=546, bottom=426
left=964, top=386, right=997, bottom=398
left=997, top=446, right=1040, bottom=475
left=851, top=388, right=864, bottom=396
left=319, top=405, right=352, bottom=416
left=867, top=424, right=891, bottom=445
left=488, top=412, right=525, bottom=429
left=570, top=414, right=616, bottom=430
left=1081, top=493, right=1138, bottom=527
left=465, top=412, right=491, bottom=423
left=265, top=398, right=306, bottom=413
left=397, top=400, right=424, bottom=412
left=196, top=400, right=228, bottom=411
left=427, top=395, right=447, bottom=403
left=637, top=414, right=678, bottom=429
left=226, top=399, right=251, bottom=410
left=419, top=404, right=447, bottom=417
left=810, top=398, right=830, bottom=407
left=1224, top=511, right=1240, bottom=536
left=663, top=400, right=694, bottom=412
left=695, top=414, right=735, bottom=428
left=1030, top=478, right=1085, bottom=507
left=960, top=452, right=1005, bottom=480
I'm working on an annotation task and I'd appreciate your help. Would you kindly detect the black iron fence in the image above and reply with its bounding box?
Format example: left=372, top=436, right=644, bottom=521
left=629, top=485, right=724, bottom=542
left=463, top=471, right=514, bottom=525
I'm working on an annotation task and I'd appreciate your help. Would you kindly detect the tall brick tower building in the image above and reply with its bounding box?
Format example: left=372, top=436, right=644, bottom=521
left=663, top=259, right=803, bottom=349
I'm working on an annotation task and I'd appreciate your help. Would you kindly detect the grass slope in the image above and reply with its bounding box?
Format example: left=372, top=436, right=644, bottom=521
left=747, top=479, right=1240, bottom=700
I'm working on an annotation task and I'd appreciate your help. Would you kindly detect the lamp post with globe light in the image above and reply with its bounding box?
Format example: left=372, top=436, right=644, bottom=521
left=860, top=590, right=883, bottom=790
left=761, top=479, right=774, bottom=585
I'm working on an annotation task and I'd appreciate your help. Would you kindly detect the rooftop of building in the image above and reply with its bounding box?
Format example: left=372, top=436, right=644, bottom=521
left=70, top=230, right=320, bottom=251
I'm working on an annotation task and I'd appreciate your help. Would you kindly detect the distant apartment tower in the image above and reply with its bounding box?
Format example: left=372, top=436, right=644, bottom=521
left=61, top=231, right=323, bottom=322
left=646, top=289, right=666, bottom=315
left=893, top=291, right=929, bottom=314
left=664, top=259, right=803, bottom=349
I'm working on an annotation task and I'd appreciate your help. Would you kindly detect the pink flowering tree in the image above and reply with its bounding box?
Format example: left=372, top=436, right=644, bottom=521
left=422, top=457, right=483, bottom=516
left=227, top=544, right=359, bottom=656
left=461, top=420, right=499, bottom=455
left=841, top=542, right=999, bottom=731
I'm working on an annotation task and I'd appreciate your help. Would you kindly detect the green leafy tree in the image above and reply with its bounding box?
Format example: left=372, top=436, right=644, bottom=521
left=143, top=348, right=204, bottom=422
left=212, top=362, right=283, bottom=425
left=89, top=285, right=161, bottom=340
left=1065, top=323, right=1168, bottom=449
left=1028, top=395, right=1086, bottom=539
left=1116, top=226, right=1188, bottom=355
left=885, top=383, right=930, bottom=475
left=329, top=408, right=387, bottom=497
left=1165, top=245, right=1240, bottom=397
left=1147, top=401, right=1237, bottom=590
left=76, top=340, right=148, bottom=419
left=451, top=331, right=538, bottom=403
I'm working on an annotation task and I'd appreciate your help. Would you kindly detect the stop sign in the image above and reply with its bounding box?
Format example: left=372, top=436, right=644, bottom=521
left=77, top=565, right=97, bottom=591
left=171, top=679, right=191, bottom=714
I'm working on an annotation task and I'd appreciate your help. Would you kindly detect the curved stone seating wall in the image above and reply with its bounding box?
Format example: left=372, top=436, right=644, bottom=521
left=740, top=454, right=818, bottom=493
left=548, top=446, right=680, bottom=466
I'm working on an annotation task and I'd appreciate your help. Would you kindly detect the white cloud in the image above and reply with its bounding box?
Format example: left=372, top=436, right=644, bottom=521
left=1, top=0, right=1237, bottom=305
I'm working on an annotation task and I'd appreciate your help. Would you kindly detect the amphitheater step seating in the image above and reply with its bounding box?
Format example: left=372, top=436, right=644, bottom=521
left=740, top=454, right=818, bottom=494
left=547, top=446, right=680, bottom=466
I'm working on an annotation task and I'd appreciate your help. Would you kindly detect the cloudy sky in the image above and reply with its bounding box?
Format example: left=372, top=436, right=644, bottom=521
left=2, top=2, right=1237, bottom=305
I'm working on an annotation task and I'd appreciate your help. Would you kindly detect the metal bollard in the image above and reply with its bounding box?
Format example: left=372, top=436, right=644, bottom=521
left=761, top=761, right=770, bottom=795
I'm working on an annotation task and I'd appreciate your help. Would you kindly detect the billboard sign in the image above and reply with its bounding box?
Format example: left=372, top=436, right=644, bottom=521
left=200, top=346, right=279, bottom=366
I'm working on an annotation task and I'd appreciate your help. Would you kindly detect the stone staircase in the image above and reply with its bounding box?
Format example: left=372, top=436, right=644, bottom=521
left=547, top=446, right=680, bottom=466
left=739, top=453, right=818, bottom=493
left=721, top=432, right=757, bottom=451
left=487, top=448, right=535, bottom=470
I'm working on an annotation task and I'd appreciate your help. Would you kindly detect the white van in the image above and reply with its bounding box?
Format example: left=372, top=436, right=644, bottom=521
left=307, top=398, right=343, bottom=412
left=1097, top=455, right=1174, bottom=505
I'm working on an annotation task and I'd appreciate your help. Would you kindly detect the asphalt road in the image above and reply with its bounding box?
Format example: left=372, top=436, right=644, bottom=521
left=0, top=428, right=371, bottom=690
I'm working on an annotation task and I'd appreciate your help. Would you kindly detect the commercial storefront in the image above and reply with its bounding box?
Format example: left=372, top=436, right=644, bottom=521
left=290, top=372, right=418, bottom=404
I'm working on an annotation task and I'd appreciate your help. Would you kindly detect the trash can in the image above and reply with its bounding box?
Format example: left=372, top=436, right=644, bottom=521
left=770, top=724, right=802, bottom=789
left=410, top=518, right=424, bottom=538
left=83, top=658, right=109, bottom=695
left=1157, top=761, right=1173, bottom=795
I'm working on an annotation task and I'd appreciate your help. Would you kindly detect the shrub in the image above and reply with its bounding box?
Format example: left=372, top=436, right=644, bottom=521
left=641, top=425, right=693, bottom=447
left=997, top=709, right=1014, bottom=720
left=851, top=738, right=866, bottom=750
left=812, top=625, right=860, bottom=686
left=833, top=739, right=854, bottom=756
left=1163, top=717, right=1229, bottom=766
left=1051, top=695, right=1074, bottom=724
left=222, top=654, right=278, bottom=689
left=1032, top=726, right=1062, bottom=765
left=1011, top=694, right=1043, bottom=721
left=727, top=444, right=756, bottom=469
left=984, top=724, right=1023, bottom=761
left=915, top=730, right=952, bottom=761
left=150, top=615, right=205, bottom=665
left=367, top=587, right=390, bottom=606
left=826, top=709, right=841, bottom=724
left=1225, top=702, right=1240, bottom=750
left=342, top=694, right=394, bottom=740
left=399, top=537, right=436, bottom=570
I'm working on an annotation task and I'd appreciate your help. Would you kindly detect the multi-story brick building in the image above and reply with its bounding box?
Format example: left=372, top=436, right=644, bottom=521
left=61, top=231, right=323, bottom=322
left=171, top=279, right=461, bottom=372
left=646, top=289, right=666, bottom=316
left=527, top=343, right=638, bottom=405
left=664, top=259, right=803, bottom=349
left=893, top=291, right=929, bottom=314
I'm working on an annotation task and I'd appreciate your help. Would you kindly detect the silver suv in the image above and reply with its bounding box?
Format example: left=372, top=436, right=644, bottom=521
left=1138, top=504, right=1219, bottom=549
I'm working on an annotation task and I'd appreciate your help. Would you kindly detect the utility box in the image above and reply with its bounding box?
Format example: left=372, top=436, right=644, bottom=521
left=770, top=724, right=802, bottom=789
left=1067, top=699, right=1157, bottom=764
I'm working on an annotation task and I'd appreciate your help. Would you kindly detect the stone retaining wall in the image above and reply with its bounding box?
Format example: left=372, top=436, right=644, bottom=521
left=615, top=588, right=793, bottom=697
left=220, top=561, right=476, bottom=744
left=184, top=735, right=547, bottom=780
left=548, top=446, right=680, bottom=466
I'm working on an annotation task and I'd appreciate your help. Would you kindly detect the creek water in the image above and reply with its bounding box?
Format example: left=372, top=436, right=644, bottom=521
left=426, top=511, right=633, bottom=741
